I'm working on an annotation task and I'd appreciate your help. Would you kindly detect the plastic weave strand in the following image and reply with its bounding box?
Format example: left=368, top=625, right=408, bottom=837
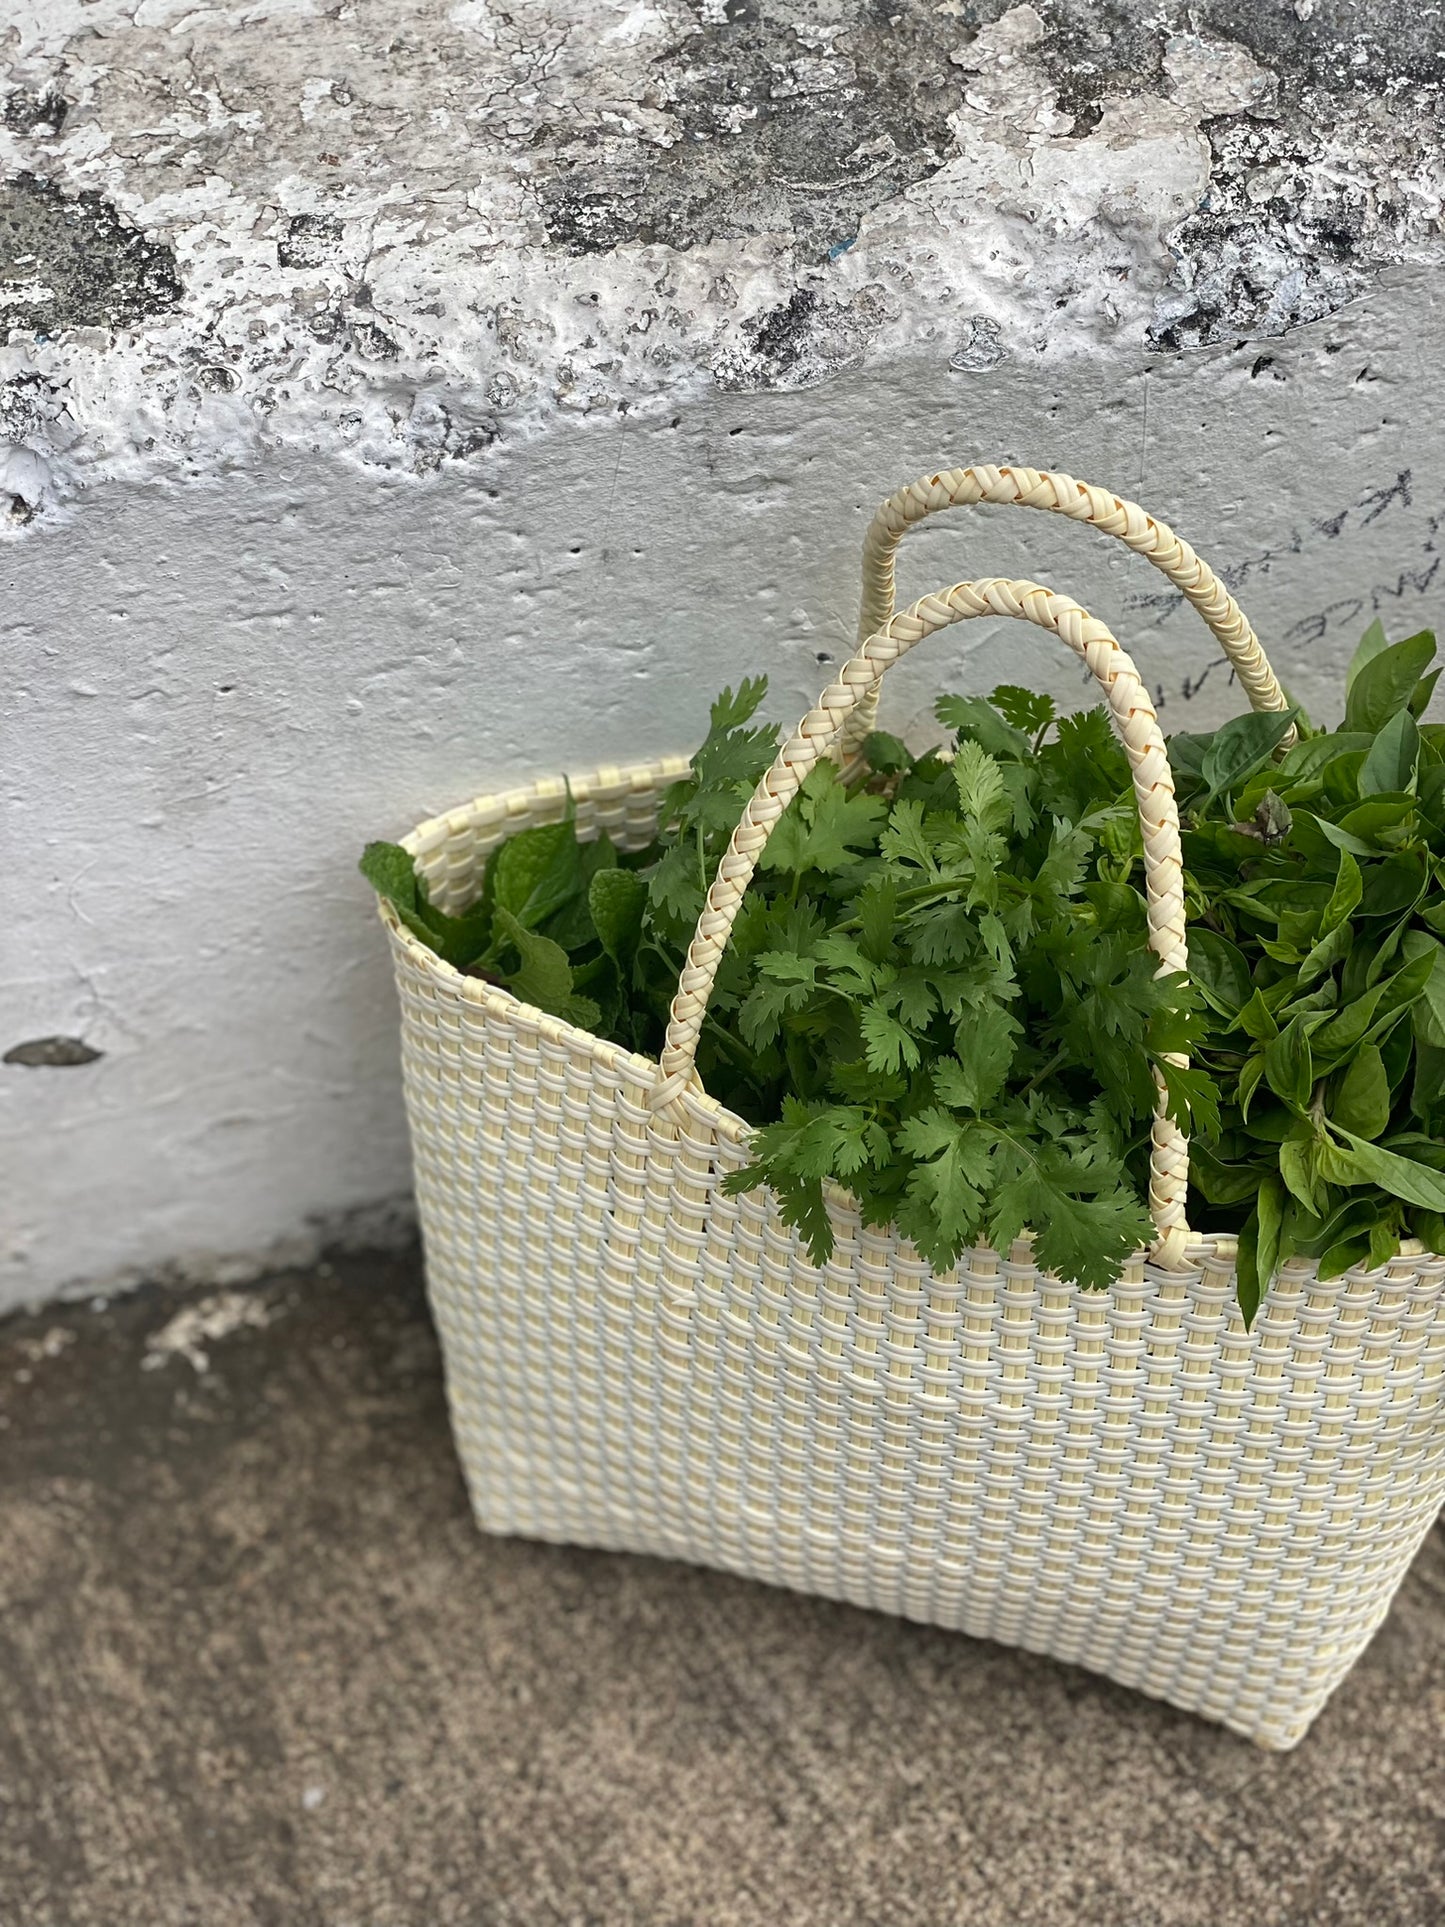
left=380, top=471, right=1445, bottom=1749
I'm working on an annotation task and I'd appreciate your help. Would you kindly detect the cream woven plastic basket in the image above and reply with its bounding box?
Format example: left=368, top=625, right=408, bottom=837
left=381, top=466, right=1445, bottom=1748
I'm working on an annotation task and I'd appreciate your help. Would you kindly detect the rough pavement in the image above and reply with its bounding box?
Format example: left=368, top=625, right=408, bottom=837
left=2, top=1250, right=1442, bottom=1927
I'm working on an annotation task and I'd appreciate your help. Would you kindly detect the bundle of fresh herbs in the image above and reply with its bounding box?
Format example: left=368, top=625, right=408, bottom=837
left=363, top=622, right=1445, bottom=1320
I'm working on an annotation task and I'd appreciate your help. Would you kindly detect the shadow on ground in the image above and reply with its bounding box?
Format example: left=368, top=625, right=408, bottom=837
left=2, top=1250, right=1442, bottom=1927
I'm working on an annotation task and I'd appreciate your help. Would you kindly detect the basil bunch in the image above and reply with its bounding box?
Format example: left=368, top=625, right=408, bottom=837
left=1171, top=622, right=1445, bottom=1320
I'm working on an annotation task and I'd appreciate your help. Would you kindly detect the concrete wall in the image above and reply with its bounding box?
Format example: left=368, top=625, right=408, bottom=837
left=2, top=1, right=1442, bottom=1307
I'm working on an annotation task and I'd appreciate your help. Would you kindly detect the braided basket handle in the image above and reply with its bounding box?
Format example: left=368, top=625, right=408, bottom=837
left=839, top=463, right=1292, bottom=759
left=654, top=576, right=1192, bottom=1267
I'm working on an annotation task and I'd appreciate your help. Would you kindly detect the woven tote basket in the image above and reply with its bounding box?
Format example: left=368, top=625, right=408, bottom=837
left=380, top=466, right=1445, bottom=1749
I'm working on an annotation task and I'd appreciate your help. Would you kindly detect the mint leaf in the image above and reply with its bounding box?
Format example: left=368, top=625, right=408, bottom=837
left=589, top=866, right=647, bottom=968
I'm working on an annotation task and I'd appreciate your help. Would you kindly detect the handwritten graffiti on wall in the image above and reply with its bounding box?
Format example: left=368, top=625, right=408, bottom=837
left=1111, top=471, right=1438, bottom=714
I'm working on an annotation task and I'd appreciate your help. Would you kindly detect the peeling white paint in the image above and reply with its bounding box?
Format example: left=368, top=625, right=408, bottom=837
left=2, top=2, right=1440, bottom=513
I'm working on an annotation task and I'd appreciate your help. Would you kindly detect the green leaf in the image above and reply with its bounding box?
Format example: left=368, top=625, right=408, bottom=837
left=934, top=1006, right=1019, bottom=1112
left=709, top=677, right=769, bottom=732
left=1319, top=847, right=1362, bottom=937
left=879, top=797, right=938, bottom=876
left=760, top=764, right=887, bottom=877
left=1311, top=949, right=1434, bottom=1067
left=588, top=866, right=647, bottom=968
left=935, top=694, right=1031, bottom=762
left=492, top=906, right=593, bottom=1023
left=951, top=740, right=1012, bottom=828
left=1318, top=1235, right=1372, bottom=1280
left=1199, top=707, right=1298, bottom=805
left=359, top=841, right=492, bottom=968
left=1323, top=1130, right=1445, bottom=1213
left=1345, top=618, right=1391, bottom=694
left=1167, top=731, right=1211, bottom=790
left=988, top=1168, right=1152, bottom=1293
left=1235, top=1175, right=1284, bottom=1328
left=1344, top=631, right=1438, bottom=733
left=1280, top=1135, right=1327, bottom=1217
left=1332, top=1045, right=1391, bottom=1139
left=1409, top=664, right=1441, bottom=718
left=896, top=1111, right=992, bottom=1255
left=1160, top=1061, right=1222, bottom=1141
left=1402, top=931, right=1445, bottom=1048
left=1186, top=929, right=1252, bottom=1016
left=360, top=839, right=420, bottom=911
left=1310, top=816, right=1377, bottom=860
left=863, top=730, right=914, bottom=775
left=648, top=840, right=705, bottom=926
left=1358, top=710, right=1420, bottom=797
left=989, top=685, right=1056, bottom=735
left=492, top=822, right=584, bottom=929
left=1237, top=988, right=1280, bottom=1043
left=859, top=1004, right=922, bottom=1075
left=1275, top=732, right=1374, bottom=787
left=1262, top=1017, right=1313, bottom=1112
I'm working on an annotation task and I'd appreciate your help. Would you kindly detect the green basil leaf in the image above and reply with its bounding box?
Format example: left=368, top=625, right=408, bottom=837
left=1236, top=987, right=1280, bottom=1043
left=1324, top=1130, right=1445, bottom=1212
left=1320, top=847, right=1362, bottom=937
left=1188, top=1144, right=1264, bottom=1206
left=1276, top=732, right=1375, bottom=787
left=1257, top=1171, right=1285, bottom=1299
left=1402, top=931, right=1445, bottom=1047
left=1358, top=853, right=1428, bottom=919
left=1167, top=731, right=1212, bottom=789
left=1280, top=1135, right=1327, bottom=1216
left=1239, top=1050, right=1267, bottom=1121
left=1297, top=918, right=1353, bottom=988
left=1310, top=816, right=1378, bottom=859
left=1237, top=1210, right=1263, bottom=1328
left=1409, top=664, right=1442, bottom=719
left=1331, top=1044, right=1391, bottom=1139
left=1318, top=1235, right=1371, bottom=1280
left=1186, top=928, right=1252, bottom=1016
left=1344, top=631, right=1438, bottom=733
left=1200, top=707, right=1299, bottom=805
left=1263, top=1017, right=1313, bottom=1112
left=1345, top=618, right=1391, bottom=694
left=1337, top=795, right=1417, bottom=843
left=1358, top=710, right=1420, bottom=797
left=1413, top=1043, right=1445, bottom=1125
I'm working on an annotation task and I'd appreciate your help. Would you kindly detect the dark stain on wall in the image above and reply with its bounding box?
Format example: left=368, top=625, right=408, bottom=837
left=0, top=175, right=182, bottom=334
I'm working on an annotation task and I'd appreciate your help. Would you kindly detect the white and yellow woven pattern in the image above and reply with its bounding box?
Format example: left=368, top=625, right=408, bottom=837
left=381, top=473, right=1445, bottom=1749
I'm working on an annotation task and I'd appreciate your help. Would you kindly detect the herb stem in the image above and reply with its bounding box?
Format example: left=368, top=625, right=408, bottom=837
left=1019, top=1048, right=1068, bottom=1097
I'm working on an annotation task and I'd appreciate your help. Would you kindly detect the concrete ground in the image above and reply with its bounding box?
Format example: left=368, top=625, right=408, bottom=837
left=2, top=1251, right=1442, bottom=1927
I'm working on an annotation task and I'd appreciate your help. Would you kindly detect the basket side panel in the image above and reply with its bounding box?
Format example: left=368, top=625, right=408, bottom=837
left=385, top=793, right=1445, bottom=1750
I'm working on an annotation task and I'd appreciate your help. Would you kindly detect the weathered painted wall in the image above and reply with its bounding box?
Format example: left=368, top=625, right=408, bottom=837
left=2, top=2, right=1441, bottom=1306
